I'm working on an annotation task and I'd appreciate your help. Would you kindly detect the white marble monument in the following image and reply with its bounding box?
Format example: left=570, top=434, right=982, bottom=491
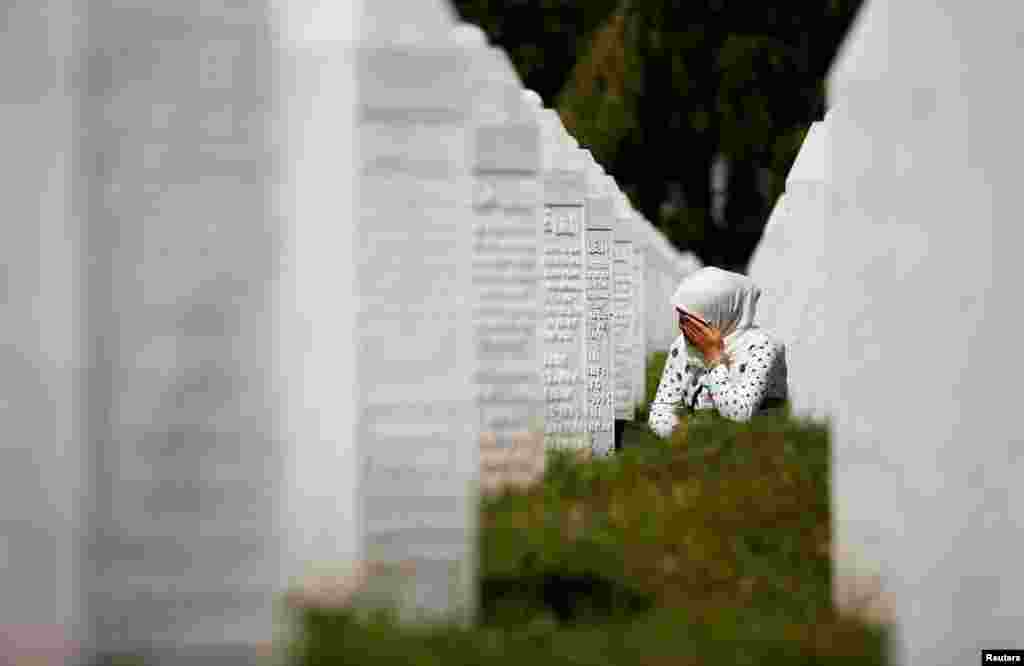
left=745, top=0, right=1024, bottom=662
left=0, top=2, right=86, bottom=664
left=631, top=215, right=649, bottom=410
left=339, top=4, right=479, bottom=627
left=747, top=120, right=829, bottom=422
left=458, top=28, right=545, bottom=493
left=583, top=157, right=615, bottom=456
left=76, top=2, right=287, bottom=660
left=611, top=184, right=636, bottom=423
left=531, top=98, right=590, bottom=454
left=0, top=0, right=483, bottom=661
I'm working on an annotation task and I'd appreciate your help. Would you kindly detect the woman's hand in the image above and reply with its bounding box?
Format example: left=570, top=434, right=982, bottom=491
left=681, top=312, right=725, bottom=366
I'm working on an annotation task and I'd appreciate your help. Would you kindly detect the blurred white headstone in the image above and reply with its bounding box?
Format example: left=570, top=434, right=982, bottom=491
left=76, top=2, right=287, bottom=660
left=282, top=0, right=480, bottom=637
left=461, top=35, right=545, bottom=493
left=583, top=157, right=615, bottom=456
left=631, top=218, right=649, bottom=409
left=341, top=7, right=478, bottom=627
left=611, top=186, right=636, bottom=422
left=645, top=231, right=677, bottom=355
left=2, top=1, right=478, bottom=660
left=808, top=0, right=1024, bottom=662
left=747, top=120, right=830, bottom=423
left=747, top=194, right=790, bottom=334
left=0, top=1, right=85, bottom=664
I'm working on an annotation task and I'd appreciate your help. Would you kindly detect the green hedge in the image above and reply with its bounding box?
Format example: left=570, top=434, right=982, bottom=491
left=290, top=354, right=889, bottom=665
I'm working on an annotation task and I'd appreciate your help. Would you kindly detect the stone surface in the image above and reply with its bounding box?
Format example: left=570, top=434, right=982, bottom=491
left=637, top=221, right=700, bottom=407
left=645, top=229, right=681, bottom=354
left=745, top=0, right=1024, bottom=663
left=346, top=16, right=478, bottom=627
left=0, top=0, right=483, bottom=660
left=535, top=104, right=589, bottom=453
left=0, top=1, right=703, bottom=660
left=0, top=1, right=85, bottom=662
left=631, top=229, right=648, bottom=409
left=462, top=32, right=545, bottom=494
left=611, top=185, right=636, bottom=421
left=747, top=120, right=829, bottom=422
left=825, top=2, right=1024, bottom=662
left=80, top=1, right=285, bottom=657
left=583, top=157, right=615, bottom=456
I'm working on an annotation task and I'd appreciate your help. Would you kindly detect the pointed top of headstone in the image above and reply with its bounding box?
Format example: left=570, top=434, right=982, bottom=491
left=543, top=116, right=586, bottom=171
left=556, top=123, right=577, bottom=150
left=683, top=251, right=703, bottom=272
left=451, top=21, right=488, bottom=47
left=466, top=46, right=523, bottom=123
left=535, top=109, right=562, bottom=170
left=786, top=121, right=828, bottom=188
left=492, top=48, right=522, bottom=86
left=537, top=108, right=560, bottom=136
left=826, top=0, right=889, bottom=106
left=583, top=152, right=608, bottom=194
left=762, top=192, right=790, bottom=231
left=603, top=173, right=615, bottom=194
left=613, top=186, right=633, bottom=220
left=522, top=89, right=543, bottom=109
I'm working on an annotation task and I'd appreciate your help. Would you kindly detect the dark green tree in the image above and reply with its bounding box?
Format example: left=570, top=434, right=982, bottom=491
left=453, top=0, right=621, bottom=102
left=454, top=0, right=863, bottom=271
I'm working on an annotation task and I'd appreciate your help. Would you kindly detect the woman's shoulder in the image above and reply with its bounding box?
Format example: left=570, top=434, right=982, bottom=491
left=735, top=328, right=785, bottom=354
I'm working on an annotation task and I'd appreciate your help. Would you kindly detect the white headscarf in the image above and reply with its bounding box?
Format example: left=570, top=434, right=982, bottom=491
left=671, top=267, right=762, bottom=360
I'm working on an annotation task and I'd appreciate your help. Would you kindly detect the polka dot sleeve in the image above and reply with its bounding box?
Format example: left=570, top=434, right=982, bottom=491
left=705, top=335, right=782, bottom=422
left=648, top=337, right=691, bottom=439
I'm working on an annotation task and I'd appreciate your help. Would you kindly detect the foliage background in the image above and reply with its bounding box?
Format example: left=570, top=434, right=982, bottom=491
left=452, top=0, right=863, bottom=271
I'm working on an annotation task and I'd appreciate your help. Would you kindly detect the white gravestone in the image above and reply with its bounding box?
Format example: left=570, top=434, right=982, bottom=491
left=354, top=15, right=478, bottom=627
left=644, top=231, right=675, bottom=354
left=277, top=0, right=477, bottom=629
left=822, top=1, right=907, bottom=641
left=743, top=0, right=1024, bottom=660
left=631, top=221, right=649, bottom=410
left=746, top=193, right=791, bottom=334
left=0, top=2, right=85, bottom=664
left=583, top=157, right=615, bottom=456
left=458, top=29, right=545, bottom=492
left=644, top=232, right=701, bottom=362
left=747, top=120, right=829, bottom=422
left=778, top=121, right=829, bottom=422
left=611, top=185, right=636, bottom=422
left=825, top=0, right=1024, bottom=662
left=658, top=239, right=675, bottom=352
left=532, top=100, right=590, bottom=454
left=78, top=3, right=288, bottom=660
left=642, top=229, right=659, bottom=354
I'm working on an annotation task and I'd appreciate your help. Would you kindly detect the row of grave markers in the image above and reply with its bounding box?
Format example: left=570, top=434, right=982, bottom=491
left=747, top=0, right=1024, bottom=663
left=0, top=1, right=698, bottom=662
